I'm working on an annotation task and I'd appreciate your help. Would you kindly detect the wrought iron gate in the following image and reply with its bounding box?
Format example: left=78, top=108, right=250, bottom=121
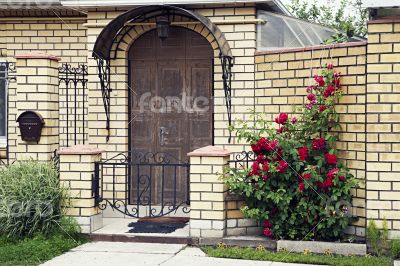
left=93, top=151, right=190, bottom=218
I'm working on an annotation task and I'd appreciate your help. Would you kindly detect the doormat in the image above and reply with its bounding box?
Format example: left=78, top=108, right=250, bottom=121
left=127, top=217, right=189, bottom=234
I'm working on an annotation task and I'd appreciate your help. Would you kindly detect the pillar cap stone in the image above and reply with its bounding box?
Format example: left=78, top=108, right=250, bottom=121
left=58, top=145, right=104, bottom=155
left=15, top=52, right=61, bottom=62
left=187, top=145, right=231, bottom=157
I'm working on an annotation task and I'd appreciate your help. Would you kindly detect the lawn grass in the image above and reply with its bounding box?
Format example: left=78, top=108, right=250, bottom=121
left=0, top=233, right=88, bottom=266
left=203, top=246, right=392, bottom=266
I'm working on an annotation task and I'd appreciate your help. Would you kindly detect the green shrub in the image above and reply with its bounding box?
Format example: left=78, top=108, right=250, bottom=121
left=0, top=161, right=67, bottom=238
left=367, top=219, right=390, bottom=256
left=392, top=239, right=400, bottom=259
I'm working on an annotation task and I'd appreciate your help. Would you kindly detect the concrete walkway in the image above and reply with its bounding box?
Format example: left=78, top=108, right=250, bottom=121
left=42, top=242, right=321, bottom=266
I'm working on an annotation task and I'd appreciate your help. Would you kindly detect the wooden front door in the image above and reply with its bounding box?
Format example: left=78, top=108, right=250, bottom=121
left=129, top=27, right=213, bottom=205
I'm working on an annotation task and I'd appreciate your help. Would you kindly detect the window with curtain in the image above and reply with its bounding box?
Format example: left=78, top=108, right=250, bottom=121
left=0, top=61, right=7, bottom=147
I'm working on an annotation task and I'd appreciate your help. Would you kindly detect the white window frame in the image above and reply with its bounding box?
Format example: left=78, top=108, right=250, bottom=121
left=0, top=59, right=7, bottom=148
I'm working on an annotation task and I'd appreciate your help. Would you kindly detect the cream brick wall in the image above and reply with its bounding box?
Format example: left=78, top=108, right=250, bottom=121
left=188, top=147, right=230, bottom=239
left=1, top=16, right=88, bottom=154
left=255, top=42, right=367, bottom=237
left=11, top=55, right=60, bottom=161
left=366, top=20, right=400, bottom=238
left=58, top=146, right=103, bottom=233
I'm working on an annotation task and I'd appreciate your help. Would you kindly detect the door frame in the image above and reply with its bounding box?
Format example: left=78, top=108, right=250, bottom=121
left=127, top=27, right=215, bottom=156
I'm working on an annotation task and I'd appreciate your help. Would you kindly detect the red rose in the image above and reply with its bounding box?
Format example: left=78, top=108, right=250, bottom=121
left=291, top=117, right=298, bottom=124
left=263, top=220, right=272, bottom=228
left=314, top=75, right=325, bottom=87
left=298, top=182, right=305, bottom=192
left=327, top=168, right=339, bottom=179
left=312, top=138, right=326, bottom=150
left=327, top=63, right=333, bottom=69
left=339, top=175, right=346, bottom=182
left=303, top=173, right=311, bottom=179
left=298, top=147, right=309, bottom=161
left=277, top=126, right=286, bottom=134
left=262, top=175, right=269, bottom=181
left=276, top=160, right=288, bottom=173
left=323, top=85, right=335, bottom=98
left=325, top=153, right=337, bottom=165
left=262, top=162, right=269, bottom=172
left=307, top=93, right=316, bottom=102
left=275, top=113, right=288, bottom=125
left=256, top=154, right=265, bottom=163
left=319, top=106, right=327, bottom=112
left=263, top=228, right=273, bottom=238
left=334, top=78, right=341, bottom=88
left=268, top=139, right=279, bottom=151
left=251, top=144, right=261, bottom=155
left=249, top=161, right=261, bottom=177
left=255, top=138, right=279, bottom=153
left=323, top=177, right=333, bottom=188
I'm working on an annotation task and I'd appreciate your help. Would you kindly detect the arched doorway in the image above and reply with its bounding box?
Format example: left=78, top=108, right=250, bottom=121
left=128, top=27, right=213, bottom=205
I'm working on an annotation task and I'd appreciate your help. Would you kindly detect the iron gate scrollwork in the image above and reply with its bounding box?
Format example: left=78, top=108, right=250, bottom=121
left=93, top=151, right=190, bottom=218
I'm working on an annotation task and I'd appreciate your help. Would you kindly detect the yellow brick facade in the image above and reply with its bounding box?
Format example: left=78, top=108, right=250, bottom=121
left=1, top=7, right=400, bottom=238
left=366, top=20, right=400, bottom=238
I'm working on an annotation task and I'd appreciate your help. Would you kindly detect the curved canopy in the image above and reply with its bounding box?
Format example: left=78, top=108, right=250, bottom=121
left=93, top=5, right=233, bottom=60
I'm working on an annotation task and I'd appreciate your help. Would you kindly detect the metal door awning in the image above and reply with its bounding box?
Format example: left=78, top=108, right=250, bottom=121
left=92, top=5, right=233, bottom=142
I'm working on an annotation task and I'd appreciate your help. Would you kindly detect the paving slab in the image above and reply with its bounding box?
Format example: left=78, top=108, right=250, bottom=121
left=175, top=247, right=206, bottom=257
left=72, top=242, right=186, bottom=254
left=161, top=254, right=322, bottom=266
left=42, top=251, right=173, bottom=266
left=42, top=242, right=323, bottom=266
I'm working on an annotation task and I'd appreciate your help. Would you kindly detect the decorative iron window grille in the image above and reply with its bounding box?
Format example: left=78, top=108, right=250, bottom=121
left=58, top=63, right=88, bottom=147
left=0, top=61, right=16, bottom=164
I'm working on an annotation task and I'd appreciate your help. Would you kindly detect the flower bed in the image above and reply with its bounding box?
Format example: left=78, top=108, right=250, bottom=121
left=225, top=64, right=359, bottom=241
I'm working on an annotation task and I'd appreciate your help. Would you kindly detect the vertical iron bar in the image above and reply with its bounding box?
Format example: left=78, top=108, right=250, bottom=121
left=93, top=162, right=99, bottom=204
left=173, top=166, right=177, bottom=208
left=112, top=165, right=116, bottom=202
left=100, top=164, right=104, bottom=202
left=186, top=165, right=190, bottom=205
left=82, top=65, right=86, bottom=144
left=65, top=64, right=69, bottom=147
left=125, top=163, right=128, bottom=213
left=136, top=164, right=140, bottom=217
left=74, top=73, right=77, bottom=146
left=149, top=165, right=152, bottom=217
left=161, top=165, right=164, bottom=216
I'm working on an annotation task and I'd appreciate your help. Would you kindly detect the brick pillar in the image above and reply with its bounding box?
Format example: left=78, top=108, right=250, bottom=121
left=11, top=52, right=60, bottom=161
left=58, top=145, right=104, bottom=234
left=366, top=19, right=400, bottom=237
left=188, top=145, right=231, bottom=240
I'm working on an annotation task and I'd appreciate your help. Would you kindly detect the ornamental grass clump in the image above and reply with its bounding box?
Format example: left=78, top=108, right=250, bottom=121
left=226, top=64, right=358, bottom=241
left=0, top=161, right=67, bottom=238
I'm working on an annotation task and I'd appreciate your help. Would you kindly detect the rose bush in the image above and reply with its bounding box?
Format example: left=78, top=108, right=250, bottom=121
left=225, top=65, right=358, bottom=241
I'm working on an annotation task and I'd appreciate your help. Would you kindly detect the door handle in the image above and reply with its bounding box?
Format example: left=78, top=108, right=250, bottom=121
left=160, top=126, right=169, bottom=146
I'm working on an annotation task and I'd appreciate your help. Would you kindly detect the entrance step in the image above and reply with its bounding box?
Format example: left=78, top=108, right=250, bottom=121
left=89, top=234, right=196, bottom=245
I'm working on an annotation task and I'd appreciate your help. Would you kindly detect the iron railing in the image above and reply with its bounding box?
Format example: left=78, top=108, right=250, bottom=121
left=58, top=63, right=88, bottom=147
left=93, top=151, right=190, bottom=218
left=228, top=151, right=256, bottom=170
